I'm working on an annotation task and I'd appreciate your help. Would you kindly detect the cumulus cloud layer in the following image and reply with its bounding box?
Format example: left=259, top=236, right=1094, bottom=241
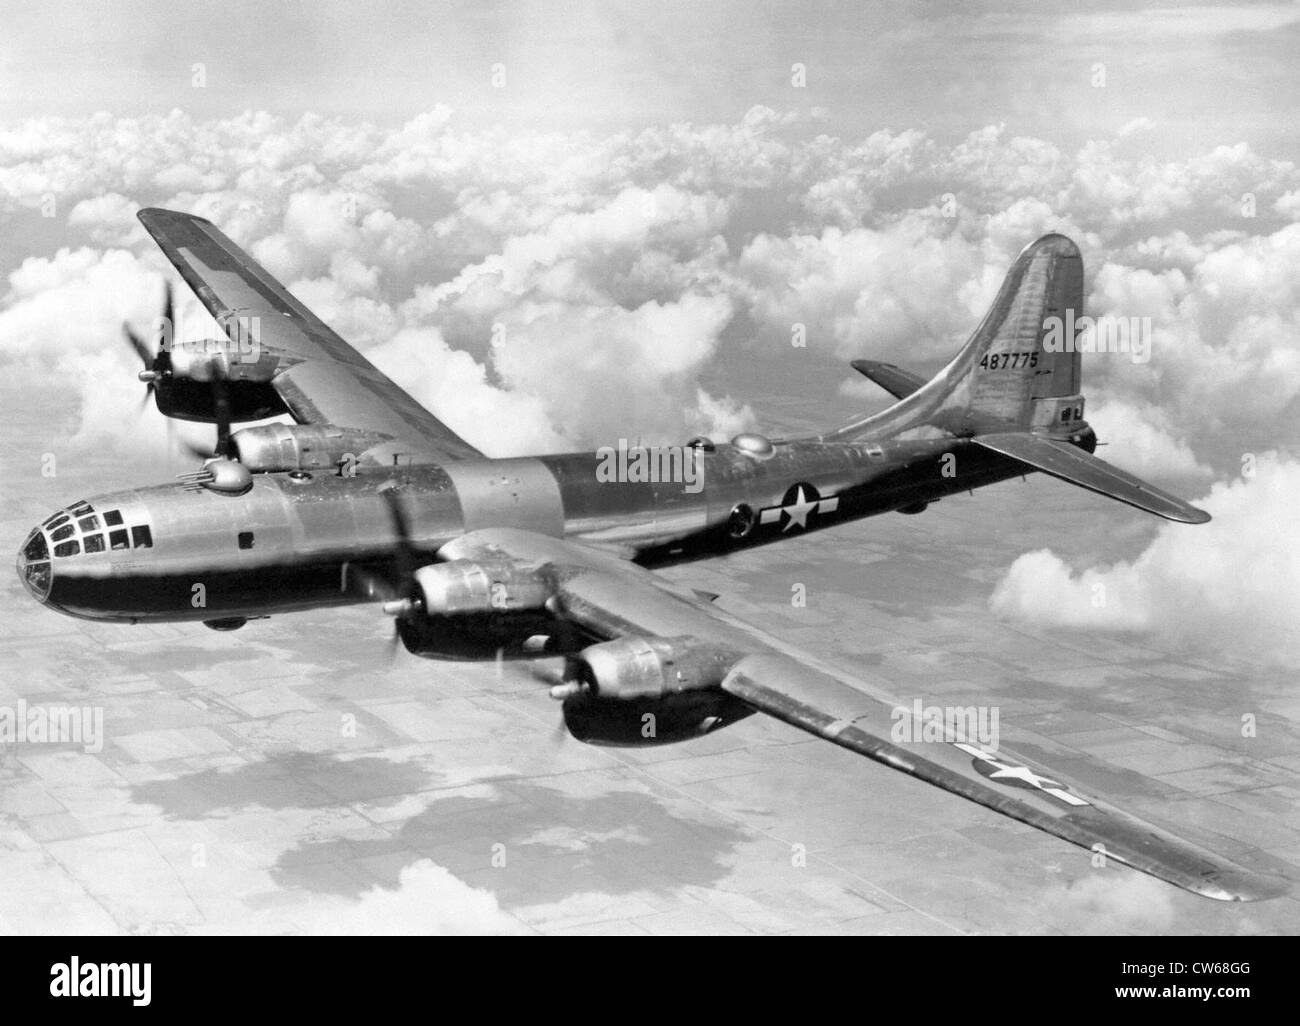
left=990, top=454, right=1300, bottom=665
left=1, top=107, right=1297, bottom=467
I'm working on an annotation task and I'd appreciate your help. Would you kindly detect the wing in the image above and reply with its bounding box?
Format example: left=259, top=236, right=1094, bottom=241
left=137, top=207, right=482, bottom=462
left=441, top=528, right=1288, bottom=902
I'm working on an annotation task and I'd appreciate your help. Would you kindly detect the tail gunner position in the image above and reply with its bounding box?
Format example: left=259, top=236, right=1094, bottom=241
left=17, top=208, right=1286, bottom=904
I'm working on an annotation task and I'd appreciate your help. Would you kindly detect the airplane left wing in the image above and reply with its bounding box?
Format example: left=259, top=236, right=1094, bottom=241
left=138, top=207, right=483, bottom=462
left=441, top=527, right=1287, bottom=902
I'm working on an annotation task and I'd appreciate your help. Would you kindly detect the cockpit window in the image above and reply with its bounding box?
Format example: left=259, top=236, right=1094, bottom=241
left=47, top=514, right=70, bottom=531
left=131, top=525, right=153, bottom=549
left=53, top=540, right=80, bottom=558
left=70, top=503, right=92, bottom=517
left=51, top=524, right=75, bottom=542
left=84, top=534, right=105, bottom=553
left=78, top=516, right=100, bottom=532
left=23, top=533, right=48, bottom=561
left=104, top=510, right=124, bottom=527
left=109, top=529, right=129, bottom=550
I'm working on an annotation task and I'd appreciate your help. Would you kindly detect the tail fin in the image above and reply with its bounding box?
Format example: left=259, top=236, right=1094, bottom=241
left=828, top=234, right=1212, bottom=524
left=829, top=234, right=1086, bottom=440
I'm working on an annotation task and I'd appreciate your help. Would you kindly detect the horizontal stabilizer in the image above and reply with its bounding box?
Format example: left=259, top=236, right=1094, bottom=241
left=850, top=360, right=927, bottom=401
left=974, top=432, right=1211, bottom=524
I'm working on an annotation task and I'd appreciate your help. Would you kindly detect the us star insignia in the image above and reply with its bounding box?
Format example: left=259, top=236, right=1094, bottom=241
left=759, top=483, right=840, bottom=532
left=954, top=742, right=1091, bottom=807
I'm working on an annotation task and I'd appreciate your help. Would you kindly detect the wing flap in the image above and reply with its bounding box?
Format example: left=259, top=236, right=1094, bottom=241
left=974, top=431, right=1210, bottom=523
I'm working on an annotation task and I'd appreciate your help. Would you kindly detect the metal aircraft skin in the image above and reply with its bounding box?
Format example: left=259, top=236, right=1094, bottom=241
left=16, top=208, right=1288, bottom=904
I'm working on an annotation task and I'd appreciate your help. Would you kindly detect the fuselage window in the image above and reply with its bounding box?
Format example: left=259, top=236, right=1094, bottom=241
left=238, top=531, right=255, bottom=550
left=51, top=524, right=75, bottom=542
left=53, top=540, right=80, bottom=558
left=109, top=529, right=130, bottom=550
left=84, top=534, right=105, bottom=553
left=78, top=516, right=100, bottom=532
left=104, top=510, right=124, bottom=527
left=131, top=525, right=153, bottom=549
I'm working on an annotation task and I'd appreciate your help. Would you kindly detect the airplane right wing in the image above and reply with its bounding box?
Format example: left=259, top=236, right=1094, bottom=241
left=974, top=431, right=1211, bottom=524
left=440, top=527, right=1288, bottom=902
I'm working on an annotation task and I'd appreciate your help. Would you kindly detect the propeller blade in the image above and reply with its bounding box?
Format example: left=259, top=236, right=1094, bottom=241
left=161, top=279, right=174, bottom=345
left=377, top=486, right=418, bottom=585
left=212, top=375, right=232, bottom=458
left=387, top=620, right=403, bottom=663
left=122, top=323, right=153, bottom=367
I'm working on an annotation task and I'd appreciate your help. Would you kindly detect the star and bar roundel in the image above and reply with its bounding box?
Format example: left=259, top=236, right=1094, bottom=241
left=954, top=742, right=1092, bottom=807
left=759, top=482, right=840, bottom=533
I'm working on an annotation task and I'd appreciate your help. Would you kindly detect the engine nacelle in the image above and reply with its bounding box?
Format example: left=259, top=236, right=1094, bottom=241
left=167, top=340, right=278, bottom=383
left=151, top=341, right=290, bottom=424
left=561, top=689, right=757, bottom=746
left=412, top=559, right=554, bottom=616
left=230, top=423, right=396, bottom=473
left=570, top=635, right=741, bottom=702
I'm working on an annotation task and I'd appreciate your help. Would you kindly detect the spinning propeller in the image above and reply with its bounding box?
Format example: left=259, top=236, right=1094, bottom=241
left=122, top=280, right=173, bottom=409
left=122, top=280, right=233, bottom=460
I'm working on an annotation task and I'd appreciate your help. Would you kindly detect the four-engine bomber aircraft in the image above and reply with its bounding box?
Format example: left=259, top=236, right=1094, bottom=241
left=17, top=208, right=1288, bottom=902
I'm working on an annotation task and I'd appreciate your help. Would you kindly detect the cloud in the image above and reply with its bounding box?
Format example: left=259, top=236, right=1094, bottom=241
left=491, top=293, right=749, bottom=446
left=259, top=858, right=528, bottom=935
left=2, top=108, right=1299, bottom=471
left=1117, top=117, right=1156, bottom=139
left=989, top=454, right=1300, bottom=665
left=733, top=218, right=987, bottom=364
left=367, top=326, right=568, bottom=456
left=1086, top=399, right=1212, bottom=480
left=0, top=246, right=224, bottom=460
left=1041, top=871, right=1176, bottom=935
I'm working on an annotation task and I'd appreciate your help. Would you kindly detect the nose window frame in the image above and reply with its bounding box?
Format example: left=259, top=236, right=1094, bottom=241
left=23, top=532, right=48, bottom=561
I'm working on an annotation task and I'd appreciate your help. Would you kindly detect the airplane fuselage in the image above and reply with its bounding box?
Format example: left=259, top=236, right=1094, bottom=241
left=18, top=432, right=1067, bottom=626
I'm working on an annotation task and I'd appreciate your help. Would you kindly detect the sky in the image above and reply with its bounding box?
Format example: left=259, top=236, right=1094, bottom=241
left=2, top=1, right=1297, bottom=152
